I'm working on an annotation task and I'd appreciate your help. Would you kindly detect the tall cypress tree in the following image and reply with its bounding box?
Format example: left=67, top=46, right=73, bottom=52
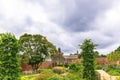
left=0, top=33, right=20, bottom=80
left=80, top=39, right=97, bottom=80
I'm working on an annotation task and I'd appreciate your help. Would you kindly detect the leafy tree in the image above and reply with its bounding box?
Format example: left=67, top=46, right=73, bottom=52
left=99, top=54, right=107, bottom=57
left=94, top=51, right=99, bottom=58
left=80, top=39, right=97, bottom=80
left=0, top=33, right=20, bottom=80
left=107, top=46, right=120, bottom=62
left=19, top=33, right=57, bottom=71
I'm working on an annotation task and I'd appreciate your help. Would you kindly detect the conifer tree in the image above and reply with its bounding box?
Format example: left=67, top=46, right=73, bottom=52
left=80, top=39, right=97, bottom=80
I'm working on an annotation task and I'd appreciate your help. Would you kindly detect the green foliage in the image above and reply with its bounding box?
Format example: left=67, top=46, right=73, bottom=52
left=107, top=46, right=120, bottom=62
left=103, top=64, right=120, bottom=76
left=34, top=72, right=55, bottom=80
left=95, top=65, right=103, bottom=70
left=69, top=63, right=82, bottom=72
left=37, top=69, right=52, bottom=73
left=94, top=51, right=99, bottom=58
left=66, top=73, right=81, bottom=80
left=80, top=39, right=97, bottom=80
left=48, top=74, right=85, bottom=80
left=19, top=33, right=57, bottom=71
left=48, top=75, right=67, bottom=80
left=64, top=63, right=69, bottom=68
left=52, top=66, right=66, bottom=74
left=0, top=33, right=20, bottom=80
left=21, top=75, right=34, bottom=80
left=107, top=69, right=120, bottom=76
left=117, top=76, right=120, bottom=80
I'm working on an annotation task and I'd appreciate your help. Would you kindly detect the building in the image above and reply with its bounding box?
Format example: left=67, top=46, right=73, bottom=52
left=64, top=55, right=78, bottom=64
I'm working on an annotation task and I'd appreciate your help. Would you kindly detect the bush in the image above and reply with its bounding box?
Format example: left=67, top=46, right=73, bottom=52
left=21, top=76, right=28, bottom=80
left=104, top=64, right=120, bottom=76
left=21, top=75, right=34, bottom=80
left=64, top=64, right=69, bottom=68
left=53, top=66, right=66, bottom=74
left=0, top=33, right=20, bottom=80
left=34, top=72, right=55, bottom=80
left=48, top=75, right=67, bottom=80
left=37, top=69, right=52, bottom=73
left=117, top=76, right=120, bottom=80
left=48, top=74, right=86, bottom=80
left=69, top=63, right=82, bottom=72
left=95, top=65, right=103, bottom=70
left=107, top=69, right=120, bottom=76
left=66, top=73, right=80, bottom=80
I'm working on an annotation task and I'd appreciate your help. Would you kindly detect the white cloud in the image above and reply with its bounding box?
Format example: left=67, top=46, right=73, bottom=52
left=0, top=0, right=120, bottom=55
left=0, top=0, right=75, bottom=54
left=90, top=0, right=120, bottom=54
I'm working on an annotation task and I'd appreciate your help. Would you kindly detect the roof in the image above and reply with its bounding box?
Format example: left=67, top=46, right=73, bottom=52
left=64, top=55, right=78, bottom=59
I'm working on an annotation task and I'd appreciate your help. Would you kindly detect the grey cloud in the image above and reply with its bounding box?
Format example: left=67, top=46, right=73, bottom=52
left=24, top=0, right=114, bottom=32
left=0, top=0, right=120, bottom=55
left=50, top=0, right=113, bottom=32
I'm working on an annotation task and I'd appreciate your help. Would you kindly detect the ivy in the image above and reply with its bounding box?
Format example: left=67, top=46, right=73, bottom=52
left=0, top=33, right=20, bottom=80
left=80, top=39, right=97, bottom=80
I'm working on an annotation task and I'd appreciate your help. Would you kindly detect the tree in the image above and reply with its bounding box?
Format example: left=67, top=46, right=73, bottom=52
left=19, top=33, right=57, bottom=71
left=58, top=47, right=62, bottom=65
left=94, top=51, right=99, bottom=58
left=0, top=33, right=20, bottom=80
left=80, top=39, right=97, bottom=80
left=107, top=46, right=120, bottom=62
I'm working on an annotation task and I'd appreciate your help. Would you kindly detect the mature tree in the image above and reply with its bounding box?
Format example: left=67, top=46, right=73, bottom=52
left=80, top=39, right=97, bottom=80
left=107, top=46, right=120, bottom=62
left=19, top=33, right=57, bottom=71
left=0, top=33, right=20, bottom=80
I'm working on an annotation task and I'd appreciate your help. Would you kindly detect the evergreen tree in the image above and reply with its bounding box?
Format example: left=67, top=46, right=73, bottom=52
left=80, top=39, right=97, bottom=80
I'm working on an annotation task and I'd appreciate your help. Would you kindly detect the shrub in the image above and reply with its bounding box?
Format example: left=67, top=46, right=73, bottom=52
left=117, top=76, right=120, bottom=80
left=53, top=66, right=66, bottom=74
left=64, top=63, right=69, bottom=68
left=48, top=75, right=66, bottom=80
left=34, top=72, right=55, bottom=80
left=21, top=75, right=35, bottom=80
left=21, top=76, right=27, bottom=80
left=95, top=65, right=103, bottom=70
left=107, top=69, right=120, bottom=76
left=48, top=74, right=85, bottom=80
left=0, top=33, right=20, bottom=80
left=69, top=63, right=81, bottom=72
left=66, top=73, right=81, bottom=80
left=37, top=69, right=52, bottom=73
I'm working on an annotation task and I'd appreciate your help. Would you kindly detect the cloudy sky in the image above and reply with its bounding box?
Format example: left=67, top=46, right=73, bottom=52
left=0, top=0, right=120, bottom=55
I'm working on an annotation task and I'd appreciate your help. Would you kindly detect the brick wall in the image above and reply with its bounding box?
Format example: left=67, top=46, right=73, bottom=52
left=21, top=61, right=52, bottom=71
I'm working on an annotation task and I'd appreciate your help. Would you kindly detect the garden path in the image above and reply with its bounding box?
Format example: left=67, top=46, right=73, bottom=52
left=96, top=70, right=116, bottom=80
